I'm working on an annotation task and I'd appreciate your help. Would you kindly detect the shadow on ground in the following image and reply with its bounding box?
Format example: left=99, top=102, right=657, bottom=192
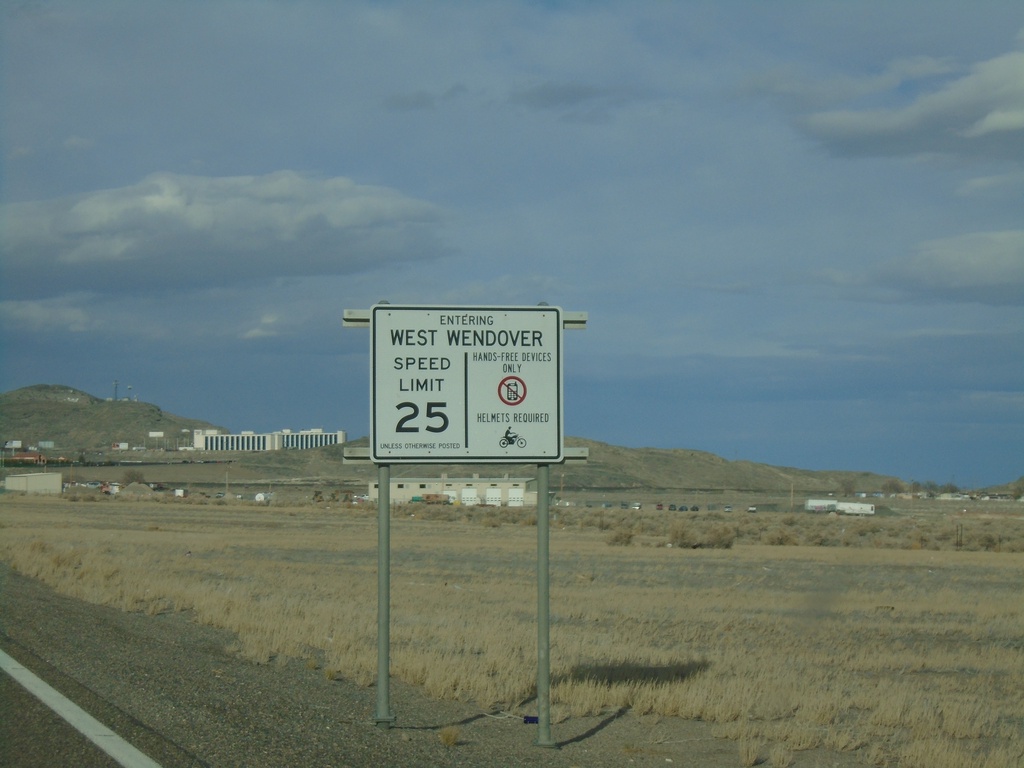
left=557, top=707, right=628, bottom=747
left=553, top=658, right=710, bottom=686
left=548, top=658, right=712, bottom=747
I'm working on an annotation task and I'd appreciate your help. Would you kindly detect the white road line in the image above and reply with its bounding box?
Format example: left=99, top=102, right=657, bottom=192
left=0, top=648, right=163, bottom=768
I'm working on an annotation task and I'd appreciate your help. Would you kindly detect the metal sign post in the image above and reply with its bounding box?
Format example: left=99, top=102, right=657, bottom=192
left=344, top=304, right=586, bottom=744
left=374, top=462, right=395, bottom=729
left=535, top=463, right=555, bottom=747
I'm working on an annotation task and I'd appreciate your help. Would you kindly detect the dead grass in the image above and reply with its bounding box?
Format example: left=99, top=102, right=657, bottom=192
left=438, top=725, right=461, bottom=747
left=2, top=495, right=1022, bottom=767
left=769, top=742, right=793, bottom=768
left=739, top=735, right=764, bottom=766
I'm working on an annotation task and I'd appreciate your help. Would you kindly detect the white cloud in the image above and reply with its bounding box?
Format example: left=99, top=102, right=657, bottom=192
left=801, top=48, right=1024, bottom=160
left=240, top=327, right=278, bottom=340
left=746, top=56, right=954, bottom=110
left=881, top=230, right=1024, bottom=305
left=62, top=135, right=94, bottom=150
left=1, top=171, right=449, bottom=299
left=965, top=390, right=1024, bottom=410
left=508, top=81, right=643, bottom=122
left=956, top=171, right=1024, bottom=196
left=240, top=313, right=283, bottom=340
left=0, top=297, right=97, bottom=333
left=963, top=108, right=1024, bottom=137
left=811, top=230, right=1024, bottom=307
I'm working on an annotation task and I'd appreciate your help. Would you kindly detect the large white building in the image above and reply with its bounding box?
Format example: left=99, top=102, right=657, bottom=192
left=193, top=428, right=346, bottom=452
left=369, top=473, right=537, bottom=507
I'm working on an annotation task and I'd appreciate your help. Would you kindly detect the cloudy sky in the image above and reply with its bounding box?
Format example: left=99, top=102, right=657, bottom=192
left=2, top=1, right=1022, bottom=487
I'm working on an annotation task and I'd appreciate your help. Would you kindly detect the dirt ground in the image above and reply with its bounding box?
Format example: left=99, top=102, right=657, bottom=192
left=3, top=494, right=1022, bottom=767
left=1, top=559, right=870, bottom=768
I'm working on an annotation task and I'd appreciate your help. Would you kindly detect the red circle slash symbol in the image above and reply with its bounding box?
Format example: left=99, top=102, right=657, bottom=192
left=498, top=376, right=527, bottom=406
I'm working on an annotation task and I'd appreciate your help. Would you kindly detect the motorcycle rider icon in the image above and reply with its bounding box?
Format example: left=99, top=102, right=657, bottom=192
left=499, top=426, right=527, bottom=448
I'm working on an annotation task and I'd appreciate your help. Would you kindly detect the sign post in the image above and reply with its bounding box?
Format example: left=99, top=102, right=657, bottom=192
left=374, top=463, right=394, bottom=728
left=535, top=462, right=554, bottom=747
left=345, top=303, right=585, bottom=745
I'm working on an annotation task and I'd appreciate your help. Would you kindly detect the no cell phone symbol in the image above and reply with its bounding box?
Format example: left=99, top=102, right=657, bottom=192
left=498, top=375, right=527, bottom=406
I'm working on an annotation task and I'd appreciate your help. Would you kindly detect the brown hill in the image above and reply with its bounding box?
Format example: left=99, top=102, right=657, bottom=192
left=0, top=384, right=225, bottom=455
left=279, top=437, right=897, bottom=495
left=556, top=437, right=893, bottom=493
left=1, top=384, right=898, bottom=493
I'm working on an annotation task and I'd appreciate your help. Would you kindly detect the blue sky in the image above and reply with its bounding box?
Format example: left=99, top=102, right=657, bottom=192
left=2, top=1, right=1022, bottom=487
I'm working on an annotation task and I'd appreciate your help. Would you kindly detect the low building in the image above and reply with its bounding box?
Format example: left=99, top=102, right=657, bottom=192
left=8, top=452, right=47, bottom=465
left=369, top=473, right=536, bottom=507
left=4, top=472, right=63, bottom=495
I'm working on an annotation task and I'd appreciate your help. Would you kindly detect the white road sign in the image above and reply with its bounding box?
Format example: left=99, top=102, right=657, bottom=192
left=371, top=304, right=563, bottom=463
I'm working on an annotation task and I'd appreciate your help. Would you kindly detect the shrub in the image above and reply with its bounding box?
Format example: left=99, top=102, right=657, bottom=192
left=668, top=521, right=697, bottom=548
left=668, top=521, right=735, bottom=549
left=762, top=527, right=800, bottom=546
left=704, top=523, right=736, bottom=549
left=606, top=528, right=634, bottom=546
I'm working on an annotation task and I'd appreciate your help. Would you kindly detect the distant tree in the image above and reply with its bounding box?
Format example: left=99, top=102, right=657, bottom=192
left=939, top=482, right=959, bottom=495
left=838, top=477, right=856, bottom=497
left=881, top=478, right=905, bottom=495
left=122, top=468, right=146, bottom=486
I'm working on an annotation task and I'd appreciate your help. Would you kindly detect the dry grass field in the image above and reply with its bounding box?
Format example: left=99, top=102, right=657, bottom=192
left=2, top=493, right=1022, bottom=767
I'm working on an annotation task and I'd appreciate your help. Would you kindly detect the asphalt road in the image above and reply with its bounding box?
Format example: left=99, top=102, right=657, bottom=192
left=0, top=673, right=122, bottom=768
left=0, top=560, right=401, bottom=767
left=0, top=564, right=215, bottom=767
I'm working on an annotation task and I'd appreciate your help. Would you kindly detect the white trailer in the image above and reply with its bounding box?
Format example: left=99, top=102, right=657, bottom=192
left=805, top=499, right=838, bottom=512
left=837, top=501, right=875, bottom=515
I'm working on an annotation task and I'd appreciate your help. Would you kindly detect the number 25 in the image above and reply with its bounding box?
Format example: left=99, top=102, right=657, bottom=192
left=395, top=401, right=449, bottom=433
